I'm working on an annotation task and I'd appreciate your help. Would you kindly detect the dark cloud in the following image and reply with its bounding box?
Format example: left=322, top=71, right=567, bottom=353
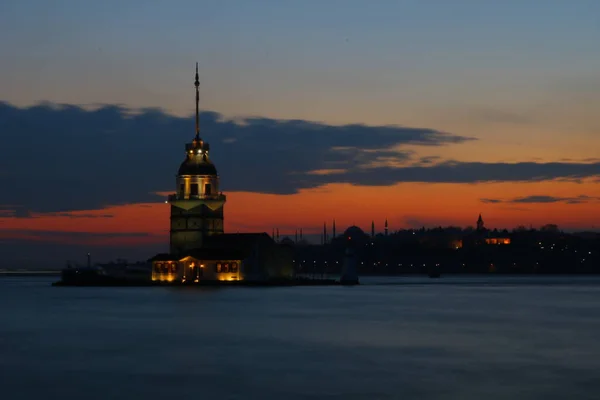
left=0, top=101, right=471, bottom=213
left=411, top=156, right=442, bottom=166
left=480, top=198, right=503, bottom=204
left=1, top=229, right=153, bottom=238
left=480, top=195, right=599, bottom=205
left=1, top=102, right=599, bottom=215
left=43, top=213, right=114, bottom=219
left=305, top=161, right=600, bottom=187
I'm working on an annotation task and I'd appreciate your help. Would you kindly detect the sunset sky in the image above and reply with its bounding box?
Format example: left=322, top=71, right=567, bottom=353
left=1, top=0, right=599, bottom=268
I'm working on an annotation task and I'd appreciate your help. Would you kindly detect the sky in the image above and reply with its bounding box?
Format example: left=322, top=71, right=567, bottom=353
left=1, top=0, right=599, bottom=268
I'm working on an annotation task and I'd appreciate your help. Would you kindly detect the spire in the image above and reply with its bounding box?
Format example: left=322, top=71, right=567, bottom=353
left=385, top=219, right=388, bottom=236
left=194, top=62, right=200, bottom=141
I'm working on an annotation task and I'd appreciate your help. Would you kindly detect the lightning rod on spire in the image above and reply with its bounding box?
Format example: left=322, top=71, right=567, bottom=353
left=194, top=62, right=200, bottom=141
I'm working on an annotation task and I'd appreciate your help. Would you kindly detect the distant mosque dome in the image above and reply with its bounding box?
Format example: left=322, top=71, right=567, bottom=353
left=280, top=237, right=294, bottom=245
left=343, top=225, right=368, bottom=241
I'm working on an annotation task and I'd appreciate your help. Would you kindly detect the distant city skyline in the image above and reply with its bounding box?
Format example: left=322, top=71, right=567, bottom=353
left=1, top=0, right=599, bottom=267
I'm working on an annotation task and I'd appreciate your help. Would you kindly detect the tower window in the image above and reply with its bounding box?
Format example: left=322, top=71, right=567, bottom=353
left=190, top=184, right=199, bottom=196
left=204, top=183, right=211, bottom=195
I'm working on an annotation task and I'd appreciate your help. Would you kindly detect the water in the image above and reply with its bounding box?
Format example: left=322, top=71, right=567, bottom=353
left=1, top=276, right=600, bottom=399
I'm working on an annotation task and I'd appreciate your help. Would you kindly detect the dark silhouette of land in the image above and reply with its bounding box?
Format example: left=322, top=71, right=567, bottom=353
left=288, top=224, right=599, bottom=276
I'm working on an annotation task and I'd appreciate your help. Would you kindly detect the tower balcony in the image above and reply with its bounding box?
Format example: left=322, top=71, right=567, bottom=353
left=167, top=192, right=227, bottom=211
left=168, top=193, right=226, bottom=202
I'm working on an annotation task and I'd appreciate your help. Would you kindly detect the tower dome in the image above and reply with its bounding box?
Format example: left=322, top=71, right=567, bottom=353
left=178, top=145, right=218, bottom=176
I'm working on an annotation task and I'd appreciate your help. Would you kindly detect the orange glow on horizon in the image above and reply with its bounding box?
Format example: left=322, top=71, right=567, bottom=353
left=1, top=181, right=599, bottom=246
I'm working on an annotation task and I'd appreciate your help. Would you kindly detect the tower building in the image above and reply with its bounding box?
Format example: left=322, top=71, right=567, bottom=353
left=150, top=64, right=293, bottom=283
left=168, top=64, right=226, bottom=254
left=477, top=214, right=485, bottom=232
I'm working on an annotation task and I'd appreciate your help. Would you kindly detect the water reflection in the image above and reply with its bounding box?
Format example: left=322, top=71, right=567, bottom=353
left=1, top=276, right=599, bottom=399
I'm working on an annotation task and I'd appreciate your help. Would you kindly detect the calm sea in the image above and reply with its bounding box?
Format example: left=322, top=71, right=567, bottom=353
left=1, top=276, right=599, bottom=400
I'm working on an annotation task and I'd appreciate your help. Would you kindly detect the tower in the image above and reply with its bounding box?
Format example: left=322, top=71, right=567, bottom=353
left=341, top=243, right=359, bottom=285
left=384, top=219, right=388, bottom=236
left=168, top=64, right=226, bottom=255
left=332, top=219, right=336, bottom=239
left=477, top=214, right=485, bottom=231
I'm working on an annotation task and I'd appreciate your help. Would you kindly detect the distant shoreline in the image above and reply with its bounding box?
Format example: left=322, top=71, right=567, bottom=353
left=0, top=271, right=61, bottom=276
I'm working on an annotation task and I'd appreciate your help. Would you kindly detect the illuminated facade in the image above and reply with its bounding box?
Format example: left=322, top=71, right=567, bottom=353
left=151, top=249, right=243, bottom=282
left=168, top=64, right=226, bottom=254
left=485, top=238, right=511, bottom=245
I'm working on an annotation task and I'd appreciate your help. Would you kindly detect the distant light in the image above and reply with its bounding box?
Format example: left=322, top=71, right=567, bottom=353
left=165, top=201, right=168, bottom=203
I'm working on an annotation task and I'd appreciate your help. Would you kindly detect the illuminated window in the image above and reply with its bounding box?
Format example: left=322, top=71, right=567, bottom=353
left=155, top=263, right=162, bottom=273
left=190, top=183, right=199, bottom=196
left=223, top=263, right=229, bottom=273
left=216, top=263, right=222, bottom=273
left=231, top=262, right=238, bottom=272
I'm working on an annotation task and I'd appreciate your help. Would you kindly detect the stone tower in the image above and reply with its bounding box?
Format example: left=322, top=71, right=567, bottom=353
left=168, top=64, right=226, bottom=255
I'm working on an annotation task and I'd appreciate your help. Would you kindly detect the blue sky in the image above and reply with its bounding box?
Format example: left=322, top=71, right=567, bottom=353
left=2, top=0, right=599, bottom=123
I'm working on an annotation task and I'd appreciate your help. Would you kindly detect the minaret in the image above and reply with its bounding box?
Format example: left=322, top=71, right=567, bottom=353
left=371, top=220, right=375, bottom=238
left=168, top=64, right=226, bottom=255
left=385, top=219, right=388, bottom=236
left=332, top=219, right=336, bottom=240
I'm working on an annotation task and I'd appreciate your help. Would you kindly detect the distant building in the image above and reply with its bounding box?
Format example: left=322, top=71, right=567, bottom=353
left=464, top=214, right=511, bottom=247
left=477, top=213, right=485, bottom=232
left=151, top=65, right=293, bottom=282
left=485, top=237, right=511, bottom=245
